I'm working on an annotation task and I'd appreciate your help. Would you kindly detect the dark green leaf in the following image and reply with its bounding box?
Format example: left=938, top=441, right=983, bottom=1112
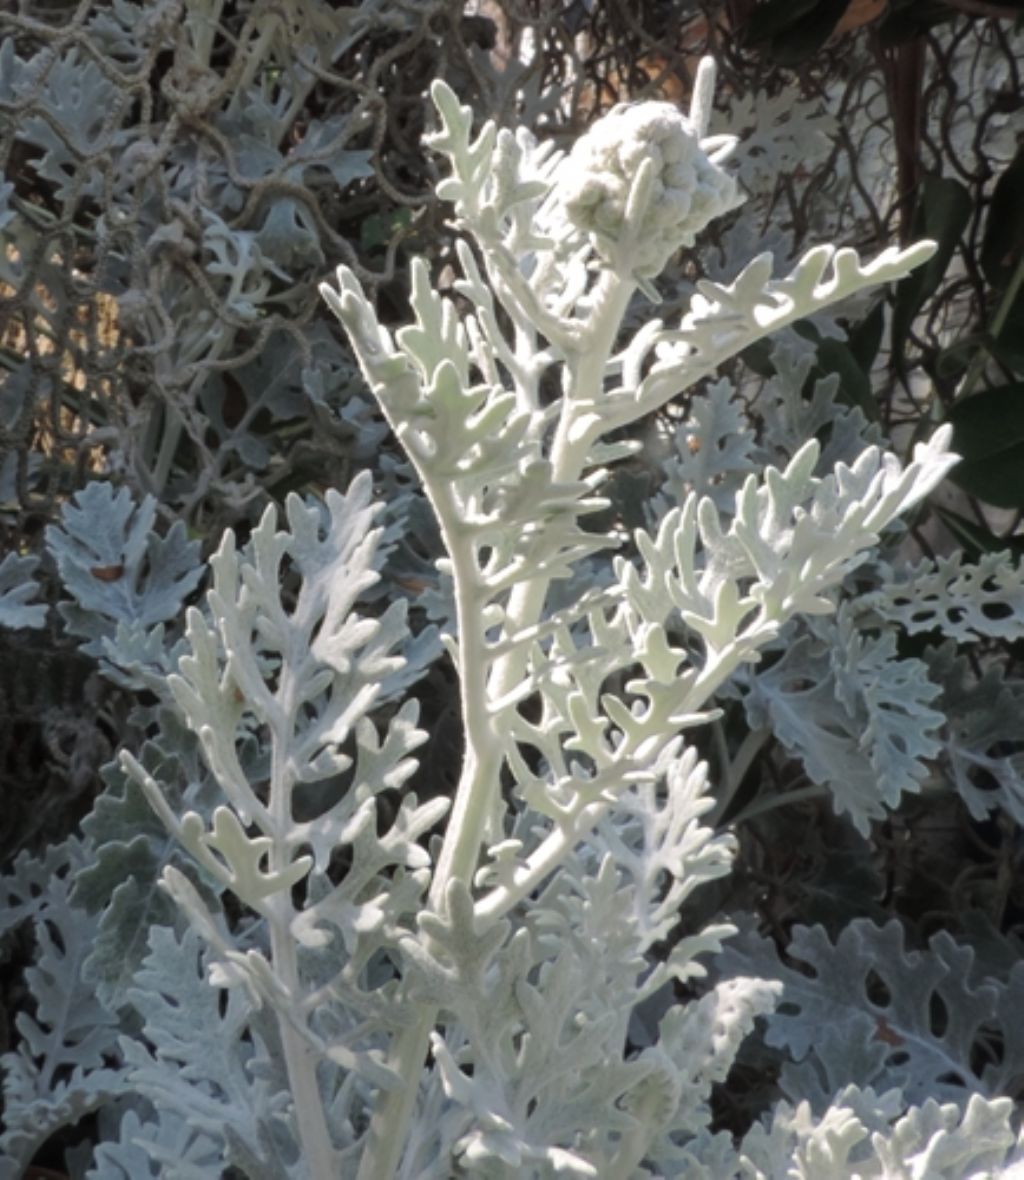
left=740, top=0, right=821, bottom=42
left=740, top=337, right=777, bottom=379
left=847, top=302, right=885, bottom=374
left=945, top=382, right=1024, bottom=508
left=815, top=338, right=878, bottom=420
left=742, top=0, right=850, bottom=65
left=877, top=0, right=963, bottom=43
left=990, top=292, right=1024, bottom=375
left=891, top=175, right=972, bottom=370
left=360, top=207, right=413, bottom=252
left=792, top=319, right=878, bottom=420
left=935, top=335, right=984, bottom=383
left=981, top=146, right=1024, bottom=289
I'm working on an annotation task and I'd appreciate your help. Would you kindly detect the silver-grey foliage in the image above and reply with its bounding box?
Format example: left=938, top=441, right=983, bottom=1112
left=3, top=17, right=1024, bottom=1180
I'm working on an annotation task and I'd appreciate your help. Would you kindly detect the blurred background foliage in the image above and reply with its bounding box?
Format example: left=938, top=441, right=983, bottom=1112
left=1, top=0, right=1023, bottom=1120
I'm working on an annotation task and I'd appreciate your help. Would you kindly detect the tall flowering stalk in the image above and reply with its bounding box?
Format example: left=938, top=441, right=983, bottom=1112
left=317, top=60, right=958, bottom=1176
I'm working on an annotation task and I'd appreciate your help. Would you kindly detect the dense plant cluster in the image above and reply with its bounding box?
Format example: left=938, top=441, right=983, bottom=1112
left=1, top=1, right=1023, bottom=1176
left=0, top=0, right=493, bottom=857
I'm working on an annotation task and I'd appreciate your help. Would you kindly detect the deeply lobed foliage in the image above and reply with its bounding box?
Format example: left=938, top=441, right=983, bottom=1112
left=3, top=6, right=1024, bottom=1179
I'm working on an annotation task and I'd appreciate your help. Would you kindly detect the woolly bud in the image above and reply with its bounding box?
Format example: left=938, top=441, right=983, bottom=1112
left=558, top=102, right=740, bottom=279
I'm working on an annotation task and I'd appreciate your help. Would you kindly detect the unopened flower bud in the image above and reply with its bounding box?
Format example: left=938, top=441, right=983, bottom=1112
left=559, top=102, right=740, bottom=278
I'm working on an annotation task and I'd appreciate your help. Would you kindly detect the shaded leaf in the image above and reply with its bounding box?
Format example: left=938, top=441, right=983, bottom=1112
left=945, top=383, right=1024, bottom=509
left=45, top=482, right=203, bottom=659
left=981, top=148, right=1024, bottom=290
left=718, top=919, right=1002, bottom=1110
left=892, top=176, right=972, bottom=370
left=0, top=552, right=46, bottom=630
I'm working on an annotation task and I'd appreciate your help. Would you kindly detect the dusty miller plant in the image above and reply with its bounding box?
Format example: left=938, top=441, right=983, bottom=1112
left=0, top=0, right=481, bottom=862
left=4, top=58, right=1024, bottom=1179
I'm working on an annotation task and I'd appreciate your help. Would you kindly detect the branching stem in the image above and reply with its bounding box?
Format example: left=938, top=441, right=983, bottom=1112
left=269, top=684, right=337, bottom=1178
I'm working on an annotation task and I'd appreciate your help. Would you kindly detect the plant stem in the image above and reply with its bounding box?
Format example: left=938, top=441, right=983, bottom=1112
left=356, top=269, right=636, bottom=1180
left=354, top=1009, right=438, bottom=1180
left=271, top=921, right=338, bottom=1180
left=230, top=15, right=280, bottom=110
left=356, top=494, right=503, bottom=1178
left=709, top=725, right=772, bottom=827
left=427, top=515, right=504, bottom=908
left=729, top=782, right=831, bottom=825
left=605, top=1085, right=661, bottom=1180
left=268, top=699, right=337, bottom=1178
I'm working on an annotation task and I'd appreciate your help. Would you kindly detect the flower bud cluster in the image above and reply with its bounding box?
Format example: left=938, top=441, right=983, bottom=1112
left=559, top=101, right=739, bottom=277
